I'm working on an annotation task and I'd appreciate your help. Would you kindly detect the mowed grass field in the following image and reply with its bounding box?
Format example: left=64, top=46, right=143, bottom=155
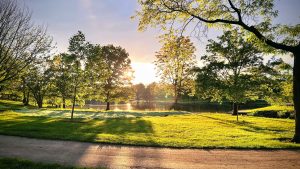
left=0, top=100, right=299, bottom=149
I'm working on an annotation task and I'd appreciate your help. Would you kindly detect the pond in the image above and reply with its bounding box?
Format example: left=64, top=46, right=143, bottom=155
left=79, top=101, right=268, bottom=112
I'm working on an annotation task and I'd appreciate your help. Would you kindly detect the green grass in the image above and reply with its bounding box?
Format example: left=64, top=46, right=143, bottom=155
left=0, top=111, right=299, bottom=149
left=0, top=100, right=29, bottom=110
left=12, top=108, right=190, bottom=119
left=0, top=158, right=103, bottom=169
left=0, top=100, right=299, bottom=149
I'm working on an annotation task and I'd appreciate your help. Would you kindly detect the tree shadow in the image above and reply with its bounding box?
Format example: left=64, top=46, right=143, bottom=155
left=0, top=113, right=161, bottom=168
left=0, top=114, right=155, bottom=142
left=100, top=118, right=153, bottom=134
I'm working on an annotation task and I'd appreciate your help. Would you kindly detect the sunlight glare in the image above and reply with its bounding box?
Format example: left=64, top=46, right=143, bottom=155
left=131, top=62, right=159, bottom=84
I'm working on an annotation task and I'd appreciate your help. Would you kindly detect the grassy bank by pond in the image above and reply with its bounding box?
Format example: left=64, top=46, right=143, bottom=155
left=0, top=99, right=298, bottom=149
left=0, top=111, right=298, bottom=149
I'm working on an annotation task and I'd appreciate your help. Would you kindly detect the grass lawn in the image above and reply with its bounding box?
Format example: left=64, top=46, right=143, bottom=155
left=0, top=158, right=103, bottom=169
left=0, top=100, right=299, bottom=149
left=0, top=100, right=35, bottom=111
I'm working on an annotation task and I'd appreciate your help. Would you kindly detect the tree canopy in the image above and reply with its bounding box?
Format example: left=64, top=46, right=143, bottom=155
left=0, top=0, right=52, bottom=90
left=155, top=34, right=196, bottom=103
left=195, top=30, right=264, bottom=118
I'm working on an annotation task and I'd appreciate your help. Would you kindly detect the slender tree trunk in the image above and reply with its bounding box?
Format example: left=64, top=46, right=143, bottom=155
left=105, top=91, right=110, bottom=111
left=71, top=86, right=76, bottom=120
left=22, top=90, right=26, bottom=104
left=106, top=101, right=110, bottom=111
left=22, top=90, right=29, bottom=106
left=232, top=102, right=238, bottom=115
left=292, top=50, right=300, bottom=143
left=71, top=61, right=79, bottom=120
left=62, top=97, right=66, bottom=108
left=25, top=91, right=29, bottom=106
left=174, top=84, right=178, bottom=104
left=232, top=102, right=239, bottom=121
left=37, top=96, right=43, bottom=108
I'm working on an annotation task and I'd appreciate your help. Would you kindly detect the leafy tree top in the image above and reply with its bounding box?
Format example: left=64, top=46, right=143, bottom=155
left=135, top=0, right=299, bottom=53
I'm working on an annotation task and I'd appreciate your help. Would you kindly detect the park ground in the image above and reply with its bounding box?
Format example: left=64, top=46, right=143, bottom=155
left=0, top=99, right=300, bottom=168
left=1, top=135, right=300, bottom=169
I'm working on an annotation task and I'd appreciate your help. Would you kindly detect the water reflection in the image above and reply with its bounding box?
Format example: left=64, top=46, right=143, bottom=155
left=82, top=101, right=268, bottom=112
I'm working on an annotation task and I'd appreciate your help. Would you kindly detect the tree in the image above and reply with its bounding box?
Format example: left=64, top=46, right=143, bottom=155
left=25, top=64, right=53, bottom=108
left=85, top=45, right=106, bottom=105
left=136, top=0, right=300, bottom=142
left=260, top=57, right=293, bottom=105
left=100, top=45, right=133, bottom=110
left=144, top=83, right=156, bottom=103
left=68, top=31, right=89, bottom=119
left=48, top=53, right=73, bottom=108
left=0, top=0, right=52, bottom=91
left=133, top=83, right=146, bottom=103
left=155, top=34, right=196, bottom=103
left=195, top=31, right=263, bottom=121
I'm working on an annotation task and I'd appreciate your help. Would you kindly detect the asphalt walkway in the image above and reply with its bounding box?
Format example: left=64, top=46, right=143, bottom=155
left=0, top=135, right=299, bottom=169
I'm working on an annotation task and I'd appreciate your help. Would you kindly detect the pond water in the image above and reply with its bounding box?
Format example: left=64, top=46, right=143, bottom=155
left=80, top=101, right=268, bottom=112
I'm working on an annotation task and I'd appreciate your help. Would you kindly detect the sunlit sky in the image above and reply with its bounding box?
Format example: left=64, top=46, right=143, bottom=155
left=19, top=0, right=300, bottom=84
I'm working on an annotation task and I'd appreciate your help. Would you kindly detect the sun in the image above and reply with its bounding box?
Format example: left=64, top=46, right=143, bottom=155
left=131, top=62, right=159, bottom=85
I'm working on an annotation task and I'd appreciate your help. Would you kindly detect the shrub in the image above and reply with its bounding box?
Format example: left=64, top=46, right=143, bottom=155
left=253, top=110, right=294, bottom=119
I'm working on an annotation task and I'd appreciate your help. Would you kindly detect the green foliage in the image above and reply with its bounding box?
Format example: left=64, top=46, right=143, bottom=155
left=97, top=45, right=133, bottom=104
left=133, top=83, right=146, bottom=101
left=155, top=34, right=196, bottom=102
left=0, top=0, right=52, bottom=89
left=259, top=57, right=293, bottom=105
left=24, top=62, right=54, bottom=108
left=135, top=0, right=299, bottom=53
left=86, top=44, right=134, bottom=105
left=68, top=31, right=90, bottom=101
left=47, top=53, right=73, bottom=107
left=195, top=31, right=263, bottom=104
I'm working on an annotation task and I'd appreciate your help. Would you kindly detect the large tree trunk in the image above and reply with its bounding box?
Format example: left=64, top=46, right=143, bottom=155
left=37, top=101, right=42, bottom=108
left=106, top=102, right=110, bottom=111
left=36, top=96, right=43, bottom=108
left=22, top=91, right=26, bottom=104
left=232, top=102, right=239, bottom=121
left=62, top=97, right=66, bottom=108
left=232, top=103, right=239, bottom=121
left=232, top=102, right=238, bottom=115
left=22, top=91, right=29, bottom=106
left=292, top=51, right=300, bottom=143
left=25, top=92, right=29, bottom=105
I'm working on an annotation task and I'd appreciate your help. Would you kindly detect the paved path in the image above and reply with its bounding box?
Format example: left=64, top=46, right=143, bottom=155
left=0, top=135, right=299, bottom=169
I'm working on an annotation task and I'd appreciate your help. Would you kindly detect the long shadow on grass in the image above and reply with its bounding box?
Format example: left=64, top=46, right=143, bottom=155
left=100, top=118, right=154, bottom=134
left=199, top=115, right=288, bottom=134
left=0, top=115, right=155, bottom=143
